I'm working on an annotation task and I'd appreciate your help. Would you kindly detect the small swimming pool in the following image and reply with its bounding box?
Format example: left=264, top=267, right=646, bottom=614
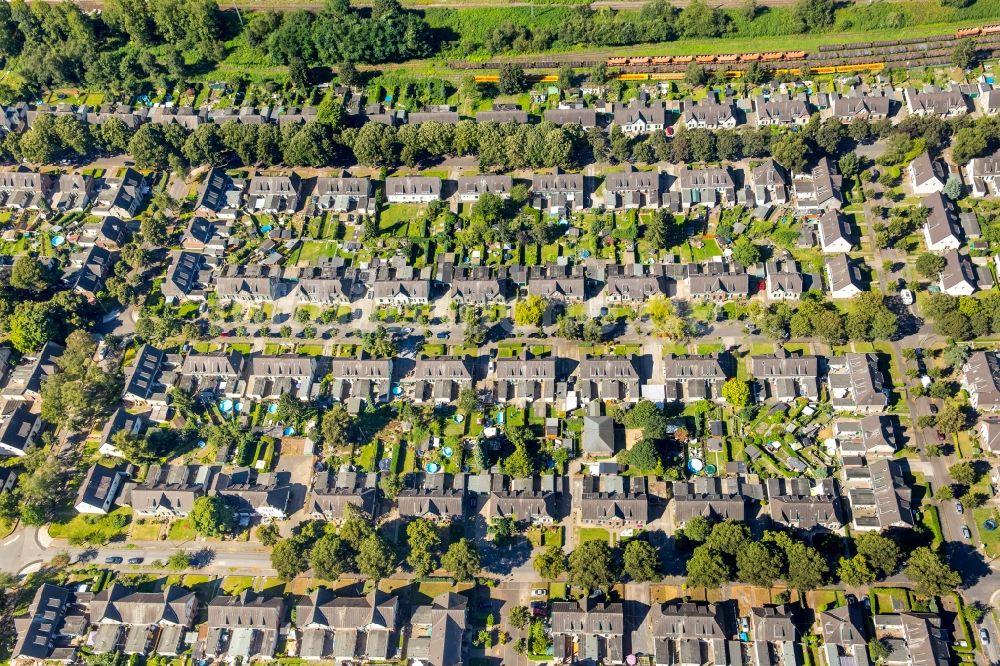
left=283, top=426, right=296, bottom=436
left=50, top=235, right=65, bottom=247
left=267, top=403, right=278, bottom=414
left=442, top=446, right=454, bottom=458
left=425, top=462, right=440, bottom=473
left=219, top=399, right=234, bottom=413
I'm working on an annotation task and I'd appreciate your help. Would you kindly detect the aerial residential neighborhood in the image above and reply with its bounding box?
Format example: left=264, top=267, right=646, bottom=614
left=4, top=0, right=1000, bottom=665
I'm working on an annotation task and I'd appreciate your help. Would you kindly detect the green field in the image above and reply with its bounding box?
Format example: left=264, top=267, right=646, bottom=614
left=577, top=527, right=610, bottom=544
left=423, top=0, right=1000, bottom=62
left=48, top=507, right=132, bottom=545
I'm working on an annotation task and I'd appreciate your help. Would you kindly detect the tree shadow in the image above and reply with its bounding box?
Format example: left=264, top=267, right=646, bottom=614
left=483, top=534, right=532, bottom=576
left=945, top=540, right=992, bottom=590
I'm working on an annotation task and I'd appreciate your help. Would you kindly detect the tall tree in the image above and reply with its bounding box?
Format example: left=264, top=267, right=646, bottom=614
left=442, top=538, right=481, bottom=581
left=568, top=540, right=619, bottom=591
left=622, top=539, right=660, bottom=582
left=190, top=495, right=235, bottom=537
left=355, top=534, right=395, bottom=580
left=905, top=547, right=961, bottom=597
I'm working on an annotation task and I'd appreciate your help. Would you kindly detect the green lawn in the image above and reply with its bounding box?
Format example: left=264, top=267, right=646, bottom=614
left=577, top=527, right=610, bottom=544
left=422, top=343, right=448, bottom=357
left=920, top=506, right=943, bottom=550
left=129, top=520, right=163, bottom=541
left=167, top=519, right=198, bottom=542
left=356, top=440, right=382, bottom=472
left=403, top=443, right=417, bottom=473
left=611, top=344, right=641, bottom=356
left=379, top=204, right=425, bottom=235
left=297, top=344, right=325, bottom=356
left=48, top=507, right=132, bottom=545
left=221, top=576, right=255, bottom=596
left=974, top=507, right=1000, bottom=557
left=498, top=343, right=524, bottom=358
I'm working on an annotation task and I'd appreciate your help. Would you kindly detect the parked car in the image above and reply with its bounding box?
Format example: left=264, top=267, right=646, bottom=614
left=127, top=557, right=144, bottom=565
left=437, top=331, right=450, bottom=339
left=963, top=525, right=972, bottom=539
left=531, top=589, right=548, bottom=597
left=957, top=502, right=965, bottom=514
left=104, top=556, right=123, bottom=564
left=981, top=628, right=990, bottom=645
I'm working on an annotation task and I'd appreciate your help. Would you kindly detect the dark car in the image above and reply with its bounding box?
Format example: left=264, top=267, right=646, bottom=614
left=104, top=556, right=123, bottom=564
left=436, top=331, right=450, bottom=339
left=127, top=557, right=144, bottom=565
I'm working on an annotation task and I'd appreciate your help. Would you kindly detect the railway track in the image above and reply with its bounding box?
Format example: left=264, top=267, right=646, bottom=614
left=45, top=0, right=857, bottom=8
left=449, top=29, right=1000, bottom=74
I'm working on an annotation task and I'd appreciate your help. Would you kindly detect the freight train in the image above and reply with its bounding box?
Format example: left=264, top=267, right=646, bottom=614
left=449, top=24, right=1000, bottom=74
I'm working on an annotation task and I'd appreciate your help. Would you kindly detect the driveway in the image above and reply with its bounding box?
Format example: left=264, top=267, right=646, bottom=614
left=274, top=449, right=316, bottom=531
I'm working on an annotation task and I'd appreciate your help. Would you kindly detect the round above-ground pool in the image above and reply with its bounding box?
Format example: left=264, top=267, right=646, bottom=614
left=705, top=464, right=718, bottom=475
left=283, top=426, right=296, bottom=436
left=267, top=403, right=278, bottom=414
left=234, top=402, right=243, bottom=413
left=379, top=458, right=391, bottom=472
left=392, top=385, right=403, bottom=396
left=985, top=519, right=998, bottom=532
left=425, top=462, right=440, bottom=473
left=454, top=414, right=465, bottom=423
left=197, top=440, right=206, bottom=448
left=50, top=235, right=65, bottom=247
left=442, top=446, right=454, bottom=458
left=219, top=399, right=234, bottom=413
left=687, top=458, right=704, bottom=473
